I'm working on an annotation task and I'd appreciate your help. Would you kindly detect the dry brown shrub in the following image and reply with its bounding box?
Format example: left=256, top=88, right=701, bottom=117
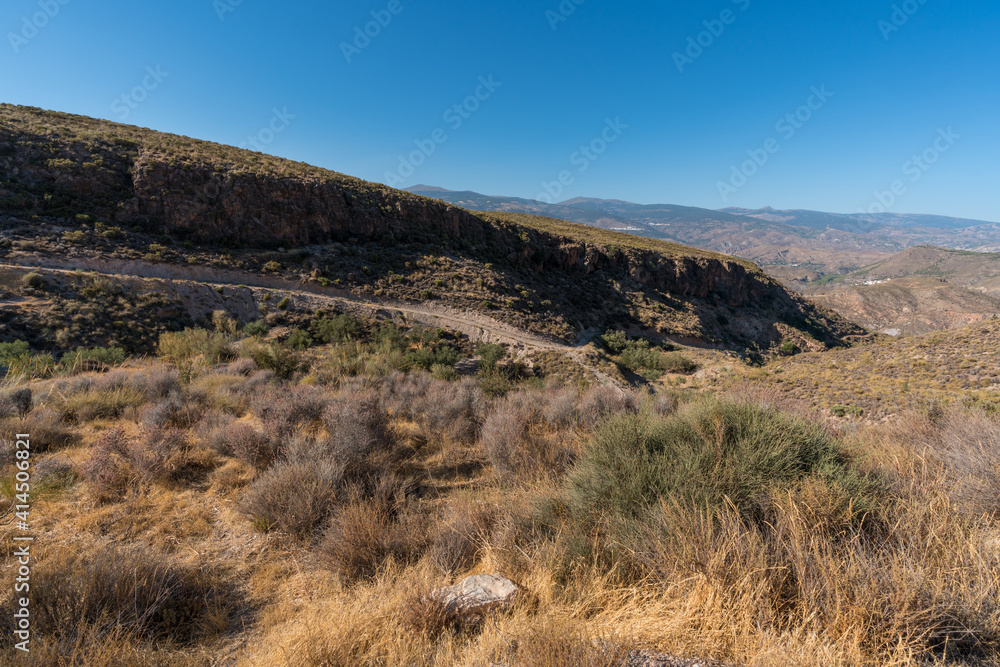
left=217, top=422, right=274, bottom=469
left=5, top=407, right=80, bottom=452
left=239, top=459, right=343, bottom=537
left=318, top=499, right=427, bottom=583
left=578, top=385, right=639, bottom=428
left=429, top=498, right=498, bottom=574
left=0, top=543, right=240, bottom=648
left=481, top=396, right=574, bottom=481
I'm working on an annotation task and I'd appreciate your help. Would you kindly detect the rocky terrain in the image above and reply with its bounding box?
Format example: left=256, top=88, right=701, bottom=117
left=1, top=105, right=999, bottom=667
left=0, top=104, right=861, bottom=355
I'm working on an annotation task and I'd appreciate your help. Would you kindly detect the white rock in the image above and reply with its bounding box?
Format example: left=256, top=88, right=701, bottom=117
left=433, top=574, right=519, bottom=614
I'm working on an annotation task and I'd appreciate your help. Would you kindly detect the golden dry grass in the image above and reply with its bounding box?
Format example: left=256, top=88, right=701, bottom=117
left=1, top=355, right=999, bottom=667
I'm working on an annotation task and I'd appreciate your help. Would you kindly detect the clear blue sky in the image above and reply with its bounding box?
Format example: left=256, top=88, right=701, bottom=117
left=3, top=0, right=998, bottom=220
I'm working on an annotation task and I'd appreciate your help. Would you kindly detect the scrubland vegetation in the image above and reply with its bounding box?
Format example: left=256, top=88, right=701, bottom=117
left=738, top=319, right=1000, bottom=418
left=1, top=105, right=998, bottom=665
left=1, top=315, right=998, bottom=667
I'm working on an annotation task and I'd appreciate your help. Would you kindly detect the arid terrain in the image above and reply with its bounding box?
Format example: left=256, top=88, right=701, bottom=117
left=1, top=106, right=999, bottom=667
left=799, top=247, right=1000, bottom=335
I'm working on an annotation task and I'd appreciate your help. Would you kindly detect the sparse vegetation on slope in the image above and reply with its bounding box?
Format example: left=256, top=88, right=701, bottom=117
left=0, top=315, right=998, bottom=666
left=727, top=317, right=1000, bottom=418
left=0, top=103, right=861, bottom=351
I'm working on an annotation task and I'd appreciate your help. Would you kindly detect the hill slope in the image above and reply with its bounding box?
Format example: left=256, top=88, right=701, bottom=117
left=802, top=247, right=1000, bottom=335
left=0, top=104, right=861, bottom=353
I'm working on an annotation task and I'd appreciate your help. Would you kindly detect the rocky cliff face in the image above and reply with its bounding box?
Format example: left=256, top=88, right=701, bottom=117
left=0, top=104, right=862, bottom=349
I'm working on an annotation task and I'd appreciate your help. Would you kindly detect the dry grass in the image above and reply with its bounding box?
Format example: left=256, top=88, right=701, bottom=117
left=744, top=319, right=1000, bottom=418
left=0, top=542, right=241, bottom=665
left=4, top=350, right=1000, bottom=667
left=318, top=497, right=427, bottom=583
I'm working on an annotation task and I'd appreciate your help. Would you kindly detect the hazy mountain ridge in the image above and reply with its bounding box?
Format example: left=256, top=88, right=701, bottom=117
left=409, top=186, right=1000, bottom=275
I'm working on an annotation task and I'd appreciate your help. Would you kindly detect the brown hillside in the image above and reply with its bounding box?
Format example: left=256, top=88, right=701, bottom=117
left=0, top=104, right=862, bottom=352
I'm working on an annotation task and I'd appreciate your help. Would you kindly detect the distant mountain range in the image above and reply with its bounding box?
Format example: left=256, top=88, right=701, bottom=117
left=406, top=185, right=1000, bottom=274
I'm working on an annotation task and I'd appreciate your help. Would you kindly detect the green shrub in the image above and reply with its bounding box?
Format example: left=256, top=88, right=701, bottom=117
left=247, top=343, right=302, bottom=379
left=20, top=272, right=46, bottom=290
left=375, top=323, right=407, bottom=349
left=319, top=341, right=409, bottom=380
left=476, top=343, right=505, bottom=369
left=0, top=341, right=57, bottom=378
left=0, top=340, right=31, bottom=364
left=263, top=260, right=282, bottom=273
left=430, top=364, right=458, bottom=381
left=158, top=329, right=235, bottom=364
left=566, top=396, right=877, bottom=527
left=830, top=405, right=864, bottom=418
left=600, top=330, right=630, bottom=355
left=242, top=320, right=269, bottom=337
left=61, top=346, right=127, bottom=369
left=407, top=344, right=460, bottom=370
left=211, top=310, right=238, bottom=335
left=408, top=326, right=444, bottom=346
left=276, top=297, right=291, bottom=310
left=661, top=352, right=697, bottom=375
left=607, top=336, right=696, bottom=378
left=286, top=328, right=314, bottom=349
left=618, top=339, right=660, bottom=374
left=312, top=314, right=363, bottom=344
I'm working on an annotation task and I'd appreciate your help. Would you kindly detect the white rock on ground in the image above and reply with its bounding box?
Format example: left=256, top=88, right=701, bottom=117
left=433, top=574, right=519, bottom=614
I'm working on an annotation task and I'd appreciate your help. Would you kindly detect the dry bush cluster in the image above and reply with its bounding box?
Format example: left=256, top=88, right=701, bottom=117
left=0, top=542, right=241, bottom=658
left=2, top=339, right=1000, bottom=666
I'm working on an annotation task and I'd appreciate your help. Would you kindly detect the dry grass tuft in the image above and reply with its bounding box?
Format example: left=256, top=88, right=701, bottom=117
left=0, top=542, right=241, bottom=652
left=318, top=498, right=427, bottom=583
left=239, top=459, right=343, bottom=537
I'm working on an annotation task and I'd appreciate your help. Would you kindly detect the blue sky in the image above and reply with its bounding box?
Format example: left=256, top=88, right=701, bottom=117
left=2, top=0, right=998, bottom=220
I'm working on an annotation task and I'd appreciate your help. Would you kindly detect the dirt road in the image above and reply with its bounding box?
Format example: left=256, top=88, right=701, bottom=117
left=2, top=257, right=624, bottom=387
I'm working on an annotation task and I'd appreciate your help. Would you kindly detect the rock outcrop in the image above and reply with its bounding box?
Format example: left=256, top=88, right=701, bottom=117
left=0, top=104, right=866, bottom=349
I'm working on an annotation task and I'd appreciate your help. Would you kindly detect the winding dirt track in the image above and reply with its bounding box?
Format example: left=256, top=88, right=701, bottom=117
left=1, top=257, right=623, bottom=387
